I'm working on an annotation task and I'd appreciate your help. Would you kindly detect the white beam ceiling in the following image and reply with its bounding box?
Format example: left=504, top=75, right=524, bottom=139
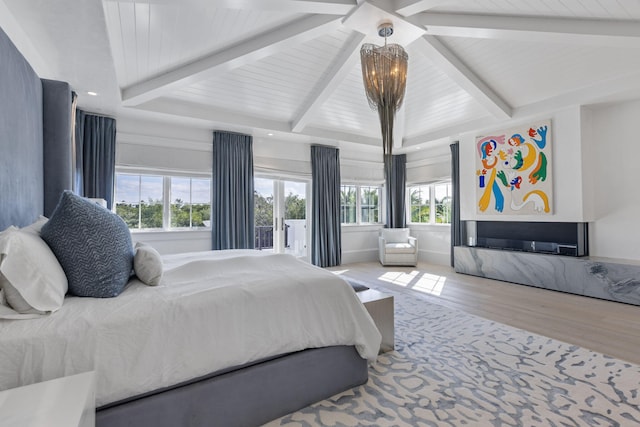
left=121, top=14, right=344, bottom=106
left=412, top=35, right=512, bottom=120
left=394, top=0, right=452, bottom=17
left=212, top=0, right=356, bottom=15
left=103, top=0, right=640, bottom=149
left=412, top=13, right=640, bottom=48
left=291, top=32, right=366, bottom=132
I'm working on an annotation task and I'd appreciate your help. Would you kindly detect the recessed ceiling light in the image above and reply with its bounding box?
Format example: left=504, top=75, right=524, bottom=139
left=87, top=91, right=98, bottom=96
left=267, top=133, right=274, bottom=136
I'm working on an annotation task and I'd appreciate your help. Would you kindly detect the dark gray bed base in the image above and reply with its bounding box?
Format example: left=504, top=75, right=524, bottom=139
left=96, top=345, right=367, bottom=427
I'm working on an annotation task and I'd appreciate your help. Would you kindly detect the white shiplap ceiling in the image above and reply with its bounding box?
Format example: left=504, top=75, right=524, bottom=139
left=3, top=0, right=640, bottom=153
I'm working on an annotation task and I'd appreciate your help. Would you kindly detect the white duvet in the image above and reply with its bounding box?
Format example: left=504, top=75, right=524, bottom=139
left=0, top=250, right=381, bottom=407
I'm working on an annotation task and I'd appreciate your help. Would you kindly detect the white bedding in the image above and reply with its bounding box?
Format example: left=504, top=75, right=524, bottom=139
left=0, top=250, right=381, bottom=406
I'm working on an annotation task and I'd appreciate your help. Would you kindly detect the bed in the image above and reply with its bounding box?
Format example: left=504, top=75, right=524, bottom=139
left=0, top=24, right=381, bottom=426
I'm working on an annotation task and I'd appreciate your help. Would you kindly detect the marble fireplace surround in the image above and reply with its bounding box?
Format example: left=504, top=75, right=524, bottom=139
left=454, top=246, right=640, bottom=306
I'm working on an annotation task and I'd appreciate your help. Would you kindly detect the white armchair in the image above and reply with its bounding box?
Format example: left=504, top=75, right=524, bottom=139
left=378, top=228, right=418, bottom=267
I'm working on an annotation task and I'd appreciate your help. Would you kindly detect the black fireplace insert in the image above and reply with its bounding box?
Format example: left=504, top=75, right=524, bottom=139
left=466, top=221, right=588, bottom=257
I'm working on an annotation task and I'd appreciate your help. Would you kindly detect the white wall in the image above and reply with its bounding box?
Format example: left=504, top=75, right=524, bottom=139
left=459, top=106, right=587, bottom=222
left=341, top=225, right=383, bottom=264
left=587, top=99, right=640, bottom=259
left=409, top=224, right=451, bottom=266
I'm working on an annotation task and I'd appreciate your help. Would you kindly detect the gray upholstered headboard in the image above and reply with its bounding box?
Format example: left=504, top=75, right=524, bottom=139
left=0, top=26, right=73, bottom=230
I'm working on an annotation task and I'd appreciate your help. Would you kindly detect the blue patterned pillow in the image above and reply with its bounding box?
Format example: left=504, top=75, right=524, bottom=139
left=41, top=191, right=134, bottom=297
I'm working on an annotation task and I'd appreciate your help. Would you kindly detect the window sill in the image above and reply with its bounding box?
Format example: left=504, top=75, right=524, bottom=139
left=130, top=229, right=211, bottom=243
left=130, top=228, right=211, bottom=234
left=408, top=223, right=451, bottom=230
left=341, top=224, right=384, bottom=233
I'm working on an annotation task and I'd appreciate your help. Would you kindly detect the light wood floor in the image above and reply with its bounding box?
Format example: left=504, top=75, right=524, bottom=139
left=330, top=261, right=640, bottom=366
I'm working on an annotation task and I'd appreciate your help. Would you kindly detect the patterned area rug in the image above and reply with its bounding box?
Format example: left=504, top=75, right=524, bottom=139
left=267, top=281, right=640, bottom=426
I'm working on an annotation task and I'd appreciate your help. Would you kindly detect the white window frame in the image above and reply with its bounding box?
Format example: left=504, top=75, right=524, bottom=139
left=114, top=169, right=212, bottom=232
left=407, top=181, right=452, bottom=225
left=340, top=184, right=383, bottom=225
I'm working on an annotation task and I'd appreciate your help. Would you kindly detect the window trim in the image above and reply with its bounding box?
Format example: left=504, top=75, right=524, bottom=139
left=340, top=183, right=383, bottom=226
left=407, top=181, right=452, bottom=225
left=114, top=171, right=212, bottom=232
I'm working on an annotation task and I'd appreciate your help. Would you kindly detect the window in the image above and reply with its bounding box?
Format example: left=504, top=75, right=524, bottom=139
left=170, top=177, right=211, bottom=228
left=434, top=183, right=452, bottom=224
left=407, top=182, right=452, bottom=224
left=340, top=184, right=382, bottom=225
left=409, top=185, right=430, bottom=224
left=340, top=185, right=357, bottom=224
left=115, top=174, right=163, bottom=229
left=360, top=186, right=380, bottom=224
left=115, top=173, right=211, bottom=230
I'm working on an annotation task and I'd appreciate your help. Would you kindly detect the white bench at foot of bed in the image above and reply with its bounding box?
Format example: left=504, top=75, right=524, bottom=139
left=358, top=289, right=395, bottom=353
left=0, top=372, right=95, bottom=427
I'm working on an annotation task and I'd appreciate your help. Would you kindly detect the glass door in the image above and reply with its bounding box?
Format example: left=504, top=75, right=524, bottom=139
left=254, top=178, right=275, bottom=252
left=282, top=180, right=307, bottom=257
left=254, top=177, right=308, bottom=258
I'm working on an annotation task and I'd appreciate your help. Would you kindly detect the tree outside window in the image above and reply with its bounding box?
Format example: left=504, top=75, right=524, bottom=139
left=408, top=182, right=451, bottom=224
left=340, top=184, right=381, bottom=225
left=340, top=185, right=357, bottom=224
left=115, top=173, right=210, bottom=230
left=360, top=186, right=380, bottom=224
left=170, top=177, right=211, bottom=228
left=434, top=183, right=452, bottom=224
left=410, top=185, right=430, bottom=223
left=115, top=174, right=163, bottom=229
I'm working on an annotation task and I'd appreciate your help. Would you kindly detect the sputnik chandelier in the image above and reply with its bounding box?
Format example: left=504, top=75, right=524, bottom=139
left=360, top=21, right=408, bottom=166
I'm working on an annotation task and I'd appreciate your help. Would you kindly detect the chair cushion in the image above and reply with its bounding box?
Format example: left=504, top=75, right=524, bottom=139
left=381, top=228, right=410, bottom=243
left=385, top=242, right=416, bottom=254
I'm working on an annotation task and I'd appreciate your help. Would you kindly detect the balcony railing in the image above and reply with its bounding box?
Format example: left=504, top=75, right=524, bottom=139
left=255, top=225, right=290, bottom=250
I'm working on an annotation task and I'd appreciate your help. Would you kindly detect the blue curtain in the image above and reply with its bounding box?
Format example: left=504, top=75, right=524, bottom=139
left=212, top=131, right=255, bottom=250
left=311, top=145, right=341, bottom=267
left=386, top=154, right=406, bottom=228
left=75, top=109, right=116, bottom=209
left=450, top=142, right=462, bottom=267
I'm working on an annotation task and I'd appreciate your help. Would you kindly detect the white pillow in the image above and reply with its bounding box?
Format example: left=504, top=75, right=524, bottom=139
left=21, top=216, right=49, bottom=235
left=134, top=242, right=163, bottom=286
left=0, top=227, right=68, bottom=319
left=382, top=228, right=410, bottom=243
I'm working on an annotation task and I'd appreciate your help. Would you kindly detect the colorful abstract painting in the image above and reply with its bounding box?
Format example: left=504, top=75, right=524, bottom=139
left=475, top=120, right=552, bottom=215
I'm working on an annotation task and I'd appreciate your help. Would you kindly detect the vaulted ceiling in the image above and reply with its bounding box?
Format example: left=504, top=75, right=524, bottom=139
left=4, top=0, right=640, bottom=153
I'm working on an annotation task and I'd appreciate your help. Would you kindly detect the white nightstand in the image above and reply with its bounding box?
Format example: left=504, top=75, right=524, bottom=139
left=358, top=289, right=394, bottom=353
left=0, top=371, right=95, bottom=427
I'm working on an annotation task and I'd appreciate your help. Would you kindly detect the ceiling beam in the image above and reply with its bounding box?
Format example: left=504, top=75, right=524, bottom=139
left=291, top=33, right=366, bottom=133
left=133, top=98, right=382, bottom=147
left=107, top=0, right=355, bottom=14
left=303, top=126, right=381, bottom=147
left=413, top=35, right=512, bottom=120
left=211, top=0, right=356, bottom=15
left=402, top=116, right=496, bottom=148
left=135, top=98, right=292, bottom=133
left=512, top=70, right=640, bottom=119
left=121, top=14, right=343, bottom=106
left=394, top=0, right=453, bottom=17
left=412, top=13, right=640, bottom=47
